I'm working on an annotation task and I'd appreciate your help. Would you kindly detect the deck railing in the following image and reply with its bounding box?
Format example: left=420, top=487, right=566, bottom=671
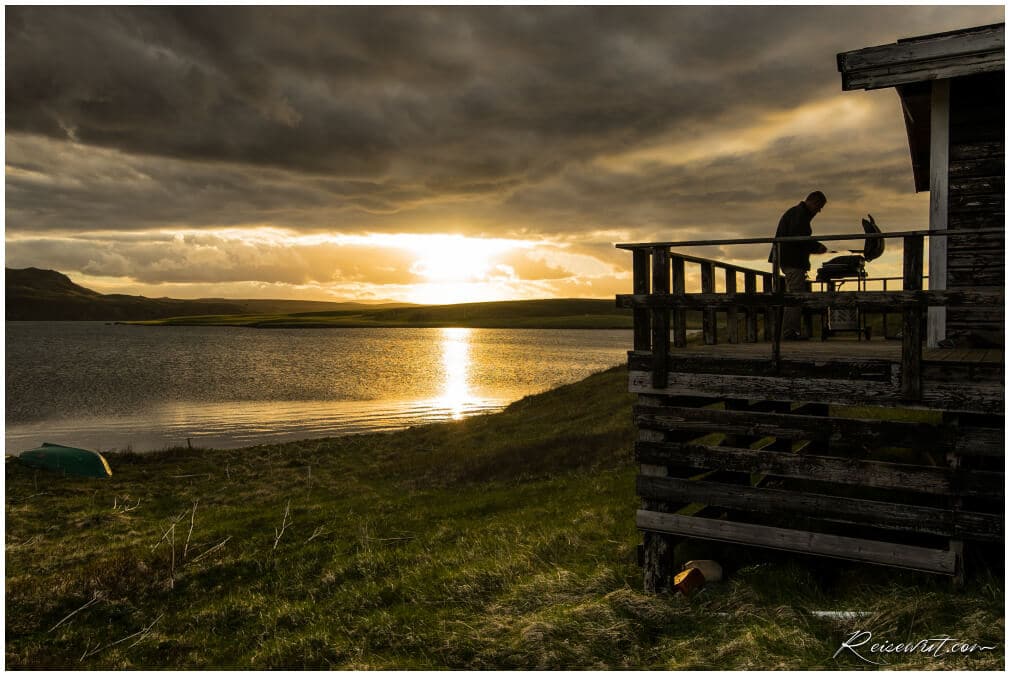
left=616, top=228, right=1004, bottom=400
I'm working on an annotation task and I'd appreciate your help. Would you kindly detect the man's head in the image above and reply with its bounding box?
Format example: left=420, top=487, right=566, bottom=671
left=803, top=191, right=827, bottom=215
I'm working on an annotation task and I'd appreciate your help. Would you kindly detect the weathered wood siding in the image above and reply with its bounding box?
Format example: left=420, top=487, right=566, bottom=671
left=947, top=72, right=1004, bottom=340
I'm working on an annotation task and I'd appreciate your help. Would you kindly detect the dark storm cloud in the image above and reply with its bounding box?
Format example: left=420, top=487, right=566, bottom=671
left=5, top=5, right=1003, bottom=295
left=8, top=6, right=1001, bottom=190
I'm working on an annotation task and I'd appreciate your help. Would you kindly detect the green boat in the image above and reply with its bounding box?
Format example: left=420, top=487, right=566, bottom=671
left=18, top=442, right=112, bottom=478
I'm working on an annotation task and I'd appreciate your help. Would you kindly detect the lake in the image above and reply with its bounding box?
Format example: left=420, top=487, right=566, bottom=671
left=5, top=322, right=632, bottom=453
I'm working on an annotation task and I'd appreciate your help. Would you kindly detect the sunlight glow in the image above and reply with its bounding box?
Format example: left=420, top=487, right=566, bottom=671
left=435, top=327, right=473, bottom=420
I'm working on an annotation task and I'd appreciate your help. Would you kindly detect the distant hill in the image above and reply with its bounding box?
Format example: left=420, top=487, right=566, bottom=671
left=136, top=298, right=634, bottom=329
left=5, top=268, right=407, bottom=321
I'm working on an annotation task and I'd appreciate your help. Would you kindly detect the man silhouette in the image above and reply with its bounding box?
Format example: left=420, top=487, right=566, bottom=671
left=770, top=191, right=828, bottom=340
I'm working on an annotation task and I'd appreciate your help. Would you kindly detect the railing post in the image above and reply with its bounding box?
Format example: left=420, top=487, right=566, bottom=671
left=745, top=272, right=758, bottom=342
left=902, top=236, right=924, bottom=400
left=651, top=247, right=671, bottom=389
left=701, top=262, right=717, bottom=345
left=632, top=249, right=651, bottom=351
left=762, top=274, right=773, bottom=341
left=726, top=269, right=739, bottom=344
left=672, top=256, right=687, bottom=348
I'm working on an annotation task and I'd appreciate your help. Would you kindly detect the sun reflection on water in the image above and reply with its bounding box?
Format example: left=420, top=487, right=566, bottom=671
left=436, top=327, right=473, bottom=419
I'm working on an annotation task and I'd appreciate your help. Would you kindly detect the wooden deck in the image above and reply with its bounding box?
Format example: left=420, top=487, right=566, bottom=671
left=616, top=239, right=1004, bottom=585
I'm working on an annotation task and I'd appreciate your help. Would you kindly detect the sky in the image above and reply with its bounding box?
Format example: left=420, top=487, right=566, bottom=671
left=4, top=4, right=1005, bottom=304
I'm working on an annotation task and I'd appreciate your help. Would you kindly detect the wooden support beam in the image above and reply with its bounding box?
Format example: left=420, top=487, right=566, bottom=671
left=633, top=404, right=958, bottom=455
left=701, top=261, right=717, bottom=345
left=651, top=247, right=670, bottom=389
left=672, top=256, right=687, bottom=348
left=615, top=288, right=1003, bottom=310
left=627, top=353, right=895, bottom=381
left=762, top=274, right=774, bottom=341
left=745, top=272, right=758, bottom=342
left=636, top=475, right=1002, bottom=541
left=636, top=510, right=958, bottom=575
left=726, top=270, right=739, bottom=344
left=902, top=235, right=925, bottom=400
left=928, top=78, right=950, bottom=348
left=632, top=249, right=651, bottom=351
left=635, top=440, right=1004, bottom=497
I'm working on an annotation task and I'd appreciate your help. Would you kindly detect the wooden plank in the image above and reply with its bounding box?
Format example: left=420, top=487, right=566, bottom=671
left=635, top=441, right=1004, bottom=497
left=614, top=288, right=1004, bottom=311
left=615, top=227, right=1004, bottom=250
left=762, top=274, right=773, bottom=342
left=629, top=369, right=1002, bottom=415
left=630, top=368, right=898, bottom=407
left=636, top=475, right=1002, bottom=540
left=632, top=249, right=651, bottom=351
left=701, top=261, right=717, bottom=345
left=651, top=247, right=670, bottom=389
left=902, top=236, right=925, bottom=400
left=744, top=272, right=758, bottom=343
left=838, top=25, right=1004, bottom=71
left=628, top=352, right=895, bottom=381
left=636, top=511, right=957, bottom=575
left=928, top=79, right=949, bottom=349
left=726, top=269, right=739, bottom=344
left=633, top=404, right=951, bottom=451
left=672, top=256, right=687, bottom=348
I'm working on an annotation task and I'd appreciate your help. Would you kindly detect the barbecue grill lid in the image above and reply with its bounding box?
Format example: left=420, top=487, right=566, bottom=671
left=860, top=214, right=884, bottom=262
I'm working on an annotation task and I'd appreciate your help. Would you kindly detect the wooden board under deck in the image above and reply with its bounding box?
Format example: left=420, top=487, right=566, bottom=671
left=628, top=342, right=1004, bottom=414
left=639, top=340, right=1002, bottom=364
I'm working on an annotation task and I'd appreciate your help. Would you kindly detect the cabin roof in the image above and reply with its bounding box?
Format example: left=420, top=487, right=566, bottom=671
left=836, top=23, right=1004, bottom=91
left=837, top=23, right=1005, bottom=192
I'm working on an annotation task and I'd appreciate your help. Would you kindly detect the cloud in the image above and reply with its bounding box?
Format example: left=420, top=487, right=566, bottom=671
left=5, top=6, right=1002, bottom=298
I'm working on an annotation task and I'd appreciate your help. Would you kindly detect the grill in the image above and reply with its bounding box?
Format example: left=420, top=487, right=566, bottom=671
left=815, top=215, right=884, bottom=340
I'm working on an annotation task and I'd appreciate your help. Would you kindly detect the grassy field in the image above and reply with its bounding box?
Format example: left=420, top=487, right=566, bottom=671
left=128, top=298, right=635, bottom=329
left=5, top=366, right=1004, bottom=669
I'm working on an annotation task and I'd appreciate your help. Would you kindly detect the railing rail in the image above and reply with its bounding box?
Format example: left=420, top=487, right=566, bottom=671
left=617, top=228, right=1005, bottom=399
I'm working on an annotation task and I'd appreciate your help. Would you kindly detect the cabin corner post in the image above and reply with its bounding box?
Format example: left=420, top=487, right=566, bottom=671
left=651, top=247, right=671, bottom=389
left=928, top=79, right=951, bottom=348
left=632, top=248, right=652, bottom=351
left=901, top=235, right=925, bottom=400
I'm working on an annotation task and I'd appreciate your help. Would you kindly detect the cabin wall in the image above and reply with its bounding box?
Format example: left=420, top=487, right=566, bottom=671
left=946, top=72, right=1004, bottom=342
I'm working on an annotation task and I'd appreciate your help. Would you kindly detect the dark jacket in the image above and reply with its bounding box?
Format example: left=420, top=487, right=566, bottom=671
left=769, top=202, right=821, bottom=271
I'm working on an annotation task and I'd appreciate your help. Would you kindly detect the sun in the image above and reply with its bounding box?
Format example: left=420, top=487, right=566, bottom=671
left=403, top=234, right=524, bottom=305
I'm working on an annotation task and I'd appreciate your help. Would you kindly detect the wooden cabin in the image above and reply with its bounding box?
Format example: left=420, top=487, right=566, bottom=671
left=837, top=22, right=1004, bottom=348
left=617, top=25, right=1004, bottom=589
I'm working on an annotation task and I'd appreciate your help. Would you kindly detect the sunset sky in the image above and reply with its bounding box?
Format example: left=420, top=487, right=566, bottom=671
left=5, top=5, right=1005, bottom=304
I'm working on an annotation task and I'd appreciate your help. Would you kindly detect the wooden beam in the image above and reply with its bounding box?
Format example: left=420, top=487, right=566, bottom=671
left=635, top=440, right=1004, bottom=497
left=744, top=272, right=759, bottom=342
left=726, top=270, right=739, bottom=344
left=701, top=261, right=717, bottom=345
left=615, top=288, right=1003, bottom=310
left=928, top=78, right=950, bottom=348
left=628, top=353, right=895, bottom=381
left=672, top=256, right=687, bottom=348
left=636, top=510, right=958, bottom=574
left=634, top=404, right=953, bottom=454
left=632, top=249, right=651, bottom=351
left=651, top=247, right=670, bottom=389
left=902, top=235, right=925, bottom=400
left=636, top=475, right=1002, bottom=540
left=837, top=24, right=1005, bottom=91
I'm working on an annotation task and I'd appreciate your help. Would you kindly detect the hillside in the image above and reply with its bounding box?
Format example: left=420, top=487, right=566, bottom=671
left=4, top=268, right=407, bottom=321
left=134, top=298, right=635, bottom=329
left=5, top=366, right=1002, bottom=668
